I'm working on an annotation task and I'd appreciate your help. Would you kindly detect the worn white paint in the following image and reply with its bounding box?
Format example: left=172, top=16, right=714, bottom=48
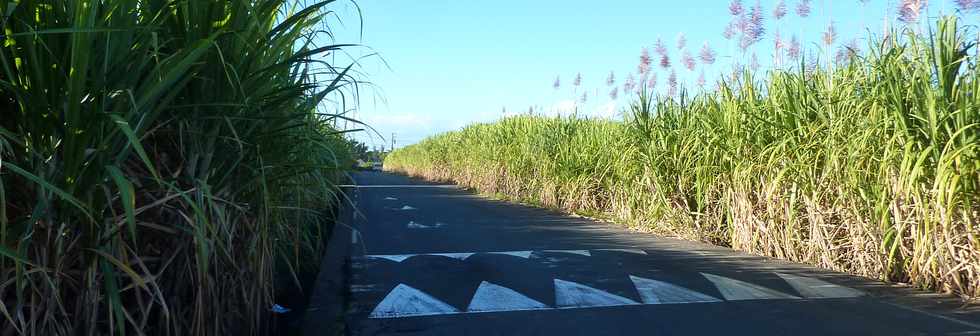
left=487, top=251, right=533, bottom=259
left=543, top=250, right=591, bottom=257
left=400, top=205, right=417, bottom=210
left=430, top=253, right=474, bottom=260
left=370, top=255, right=414, bottom=263
left=596, top=249, right=648, bottom=255
left=406, top=221, right=445, bottom=229
left=775, top=273, right=865, bottom=298
left=629, top=275, right=721, bottom=304
left=701, top=273, right=800, bottom=301
left=383, top=197, right=398, bottom=201
left=554, top=279, right=639, bottom=308
left=369, top=284, right=459, bottom=318
left=466, top=281, right=549, bottom=313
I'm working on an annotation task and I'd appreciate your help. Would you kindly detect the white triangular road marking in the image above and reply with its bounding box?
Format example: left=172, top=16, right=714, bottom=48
left=467, top=281, right=549, bottom=313
left=701, top=273, right=800, bottom=300
left=776, top=273, right=865, bottom=298
left=487, top=251, right=533, bottom=259
left=400, top=205, right=417, bottom=210
left=368, top=255, right=414, bottom=263
left=554, top=279, right=639, bottom=308
left=596, top=249, right=648, bottom=255
left=629, top=275, right=721, bottom=304
left=431, top=253, right=474, bottom=260
left=544, top=250, right=591, bottom=257
left=369, top=284, right=459, bottom=318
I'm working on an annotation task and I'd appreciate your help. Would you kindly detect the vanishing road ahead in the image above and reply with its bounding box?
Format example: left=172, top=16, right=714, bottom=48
left=315, top=172, right=980, bottom=335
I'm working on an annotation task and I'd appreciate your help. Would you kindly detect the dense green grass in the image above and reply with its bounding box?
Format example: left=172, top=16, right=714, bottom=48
left=1, top=1, right=358, bottom=335
left=387, top=17, right=979, bottom=300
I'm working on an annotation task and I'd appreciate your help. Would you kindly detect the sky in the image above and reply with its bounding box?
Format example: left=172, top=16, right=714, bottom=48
left=325, top=0, right=976, bottom=149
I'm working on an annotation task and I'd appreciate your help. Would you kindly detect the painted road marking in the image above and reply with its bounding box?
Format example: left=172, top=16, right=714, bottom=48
left=406, top=221, right=446, bottom=229
left=369, top=284, right=460, bottom=318
left=596, top=249, right=648, bottom=255
left=629, top=275, right=721, bottom=304
left=487, top=251, right=533, bottom=259
left=362, top=274, right=825, bottom=319
left=467, top=281, right=549, bottom=313
left=775, top=273, right=865, bottom=298
left=701, top=273, right=800, bottom=300
left=371, top=255, right=414, bottom=263
left=399, top=205, right=417, bottom=210
left=383, top=197, right=398, bottom=200
left=430, top=253, right=475, bottom=260
left=554, top=279, right=639, bottom=308
left=543, top=250, right=591, bottom=257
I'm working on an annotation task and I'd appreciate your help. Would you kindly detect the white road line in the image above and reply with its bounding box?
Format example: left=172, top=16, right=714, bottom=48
left=371, top=255, right=414, bottom=263
left=554, top=279, right=639, bottom=308
left=543, top=250, right=591, bottom=257
left=369, top=284, right=459, bottom=318
left=596, top=249, right=648, bottom=255
left=487, top=251, right=533, bottom=259
left=467, top=281, right=549, bottom=313
left=383, top=197, right=398, bottom=200
left=399, top=205, right=417, bottom=210
left=406, top=221, right=446, bottom=229
left=775, top=273, right=865, bottom=298
left=430, top=253, right=474, bottom=260
left=629, top=275, right=721, bottom=304
left=701, top=273, right=800, bottom=301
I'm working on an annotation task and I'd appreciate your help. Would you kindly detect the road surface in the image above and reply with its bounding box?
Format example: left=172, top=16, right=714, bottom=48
left=317, top=171, right=980, bottom=335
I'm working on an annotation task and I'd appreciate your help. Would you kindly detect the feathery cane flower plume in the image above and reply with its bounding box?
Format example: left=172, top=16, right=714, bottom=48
left=682, top=51, right=697, bottom=71
left=639, top=48, right=653, bottom=75
left=805, top=51, right=820, bottom=73
left=730, top=0, right=745, bottom=15
left=581, top=91, right=588, bottom=103
left=697, top=71, right=706, bottom=87
left=667, top=69, right=678, bottom=96
left=654, top=38, right=668, bottom=56
left=677, top=33, right=687, bottom=50
left=787, top=34, right=801, bottom=59
left=823, top=22, right=837, bottom=46
left=796, top=0, right=812, bottom=18
left=774, top=30, right=784, bottom=50
left=553, top=76, right=560, bottom=90
left=623, top=73, right=636, bottom=93
left=837, top=39, right=860, bottom=64
left=606, top=71, right=616, bottom=86
left=955, top=0, right=980, bottom=12
left=723, top=21, right=738, bottom=40
left=748, top=0, right=766, bottom=39
left=609, top=87, right=619, bottom=100
left=647, top=73, right=658, bottom=89
left=898, top=0, right=927, bottom=23
left=659, top=54, right=671, bottom=69
left=699, top=42, right=717, bottom=65
left=573, top=73, right=582, bottom=87
left=750, top=52, right=760, bottom=71
left=774, top=0, right=787, bottom=19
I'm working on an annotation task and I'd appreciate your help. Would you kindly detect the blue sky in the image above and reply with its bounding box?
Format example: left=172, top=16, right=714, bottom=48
left=328, top=0, right=972, bottom=149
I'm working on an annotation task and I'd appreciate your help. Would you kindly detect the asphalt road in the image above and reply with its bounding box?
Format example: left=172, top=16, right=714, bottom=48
left=335, top=171, right=980, bottom=336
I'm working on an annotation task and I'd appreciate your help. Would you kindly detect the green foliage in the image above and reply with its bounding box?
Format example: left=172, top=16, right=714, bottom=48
left=0, top=0, right=357, bottom=335
left=387, top=16, right=979, bottom=300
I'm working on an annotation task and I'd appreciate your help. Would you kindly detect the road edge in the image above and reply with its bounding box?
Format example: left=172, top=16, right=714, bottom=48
left=301, top=190, right=355, bottom=336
